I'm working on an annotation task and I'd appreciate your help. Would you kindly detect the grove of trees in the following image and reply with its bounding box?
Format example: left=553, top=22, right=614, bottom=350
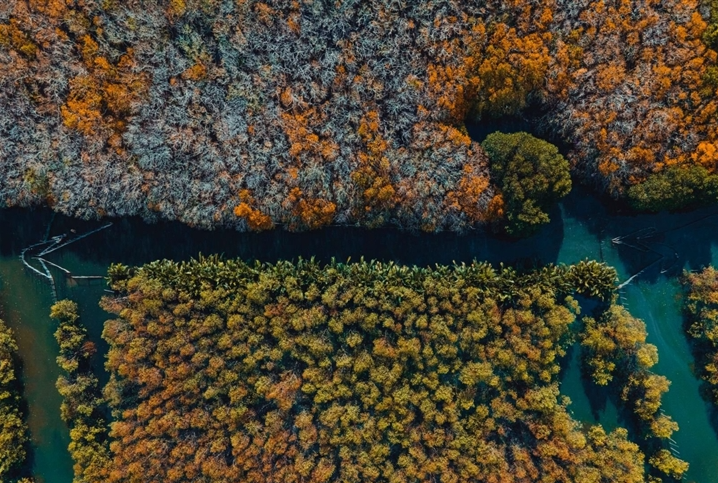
left=683, top=266, right=718, bottom=403
left=0, top=319, right=33, bottom=483
left=1, top=1, right=718, bottom=232
left=92, top=257, right=684, bottom=482
left=51, top=300, right=111, bottom=483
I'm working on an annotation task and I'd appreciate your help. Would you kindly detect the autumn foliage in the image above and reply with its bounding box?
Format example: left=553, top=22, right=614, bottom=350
left=1, top=0, right=718, bottom=230
left=51, top=300, right=111, bottom=483
left=96, top=257, right=683, bottom=482
left=0, top=319, right=33, bottom=483
left=683, top=266, right=718, bottom=403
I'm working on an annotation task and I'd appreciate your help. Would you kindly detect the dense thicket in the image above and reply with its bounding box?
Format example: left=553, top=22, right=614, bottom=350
left=683, top=266, right=718, bottom=402
left=0, top=319, right=33, bottom=483
left=1, top=0, right=717, bottom=231
left=481, top=132, right=571, bottom=236
left=51, top=300, right=111, bottom=483
left=627, top=165, right=718, bottom=211
left=99, top=257, right=683, bottom=482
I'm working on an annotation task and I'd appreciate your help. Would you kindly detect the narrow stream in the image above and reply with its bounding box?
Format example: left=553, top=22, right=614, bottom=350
left=2, top=186, right=718, bottom=482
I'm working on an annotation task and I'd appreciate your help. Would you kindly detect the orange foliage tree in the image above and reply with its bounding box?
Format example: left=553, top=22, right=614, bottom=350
left=2, top=0, right=718, bottom=230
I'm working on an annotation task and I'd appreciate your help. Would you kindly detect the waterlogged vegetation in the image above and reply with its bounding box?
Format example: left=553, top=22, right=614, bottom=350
left=580, top=305, right=687, bottom=477
left=50, top=300, right=110, bottom=483
left=683, top=266, right=718, bottom=403
left=4, top=187, right=718, bottom=482
left=85, top=257, right=682, bottom=482
left=0, top=319, right=33, bottom=483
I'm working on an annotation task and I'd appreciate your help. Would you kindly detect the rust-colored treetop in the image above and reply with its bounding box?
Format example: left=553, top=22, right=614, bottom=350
left=0, top=0, right=716, bottom=230
left=683, top=266, right=718, bottom=403
left=97, top=258, right=683, bottom=482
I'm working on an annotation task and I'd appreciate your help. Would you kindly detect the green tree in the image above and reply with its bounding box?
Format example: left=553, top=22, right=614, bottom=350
left=51, top=301, right=110, bottom=483
left=0, top=320, right=31, bottom=481
left=481, top=132, right=571, bottom=236
left=97, top=257, right=667, bottom=483
left=627, top=165, right=718, bottom=212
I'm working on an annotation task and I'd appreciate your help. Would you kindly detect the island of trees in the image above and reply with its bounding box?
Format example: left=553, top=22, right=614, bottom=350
left=51, top=300, right=110, bottom=483
left=38, top=257, right=682, bottom=482
left=2, top=1, right=718, bottom=232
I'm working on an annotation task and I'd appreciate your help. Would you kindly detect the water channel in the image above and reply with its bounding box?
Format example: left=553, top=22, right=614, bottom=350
left=2, top=184, right=718, bottom=482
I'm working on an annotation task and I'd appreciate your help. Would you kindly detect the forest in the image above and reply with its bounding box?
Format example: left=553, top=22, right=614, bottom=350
left=1, top=0, right=718, bottom=232
left=3, top=0, right=718, bottom=480
left=50, top=257, right=685, bottom=483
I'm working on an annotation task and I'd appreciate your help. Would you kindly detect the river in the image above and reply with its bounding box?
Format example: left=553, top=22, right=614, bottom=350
left=2, top=184, right=718, bottom=483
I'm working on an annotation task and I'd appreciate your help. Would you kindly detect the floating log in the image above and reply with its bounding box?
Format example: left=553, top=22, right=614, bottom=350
left=37, top=258, right=57, bottom=303
left=20, top=222, right=113, bottom=293
left=37, top=258, right=71, bottom=274
left=617, top=257, right=663, bottom=289
left=20, top=248, right=53, bottom=281
left=38, top=223, right=112, bottom=257
left=69, top=276, right=106, bottom=286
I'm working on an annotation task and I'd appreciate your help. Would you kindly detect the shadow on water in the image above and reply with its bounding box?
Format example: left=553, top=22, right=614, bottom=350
left=580, top=371, right=611, bottom=422
left=0, top=204, right=565, bottom=270
left=558, top=343, right=614, bottom=426
left=465, top=116, right=535, bottom=144
left=693, top=364, right=718, bottom=445
left=557, top=295, right=623, bottom=433
left=681, top=311, right=718, bottom=444
left=465, top=109, right=573, bottom=155
left=0, top=209, right=54, bottom=257
left=0, top=240, right=73, bottom=483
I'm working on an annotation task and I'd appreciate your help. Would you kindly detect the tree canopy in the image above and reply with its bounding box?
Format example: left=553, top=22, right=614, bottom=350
left=683, top=266, right=718, bottom=403
left=627, top=166, right=718, bottom=212
left=51, top=300, right=110, bottom=483
left=481, top=132, right=571, bottom=236
left=1, top=1, right=717, bottom=230
left=92, top=257, right=683, bottom=482
left=0, top=319, right=33, bottom=483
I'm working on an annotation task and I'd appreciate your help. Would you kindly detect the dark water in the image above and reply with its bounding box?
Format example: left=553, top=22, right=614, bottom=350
left=2, top=186, right=718, bottom=482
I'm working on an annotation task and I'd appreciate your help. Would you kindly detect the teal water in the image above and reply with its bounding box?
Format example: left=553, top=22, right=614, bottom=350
left=0, top=260, right=73, bottom=483
left=2, top=186, right=718, bottom=482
